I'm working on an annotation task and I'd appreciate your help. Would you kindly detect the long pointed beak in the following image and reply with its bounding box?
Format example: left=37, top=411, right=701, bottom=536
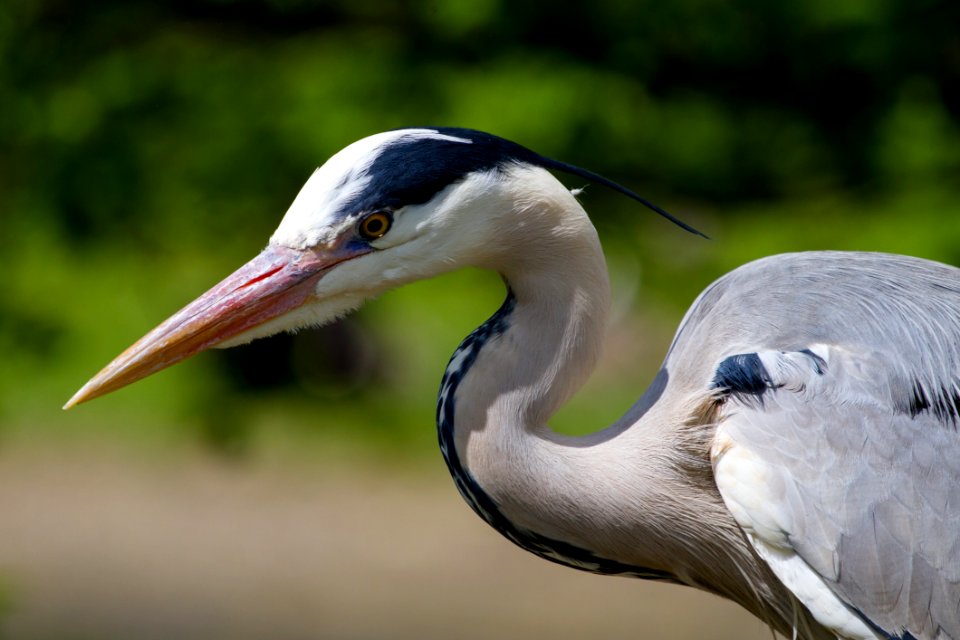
left=65, top=244, right=348, bottom=409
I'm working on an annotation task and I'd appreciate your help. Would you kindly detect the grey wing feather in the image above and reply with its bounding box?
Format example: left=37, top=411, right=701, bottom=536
left=668, top=252, right=960, bottom=639
left=721, top=375, right=960, bottom=639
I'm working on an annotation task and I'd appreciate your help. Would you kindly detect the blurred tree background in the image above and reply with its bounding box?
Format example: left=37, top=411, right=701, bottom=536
left=3, top=0, right=960, bottom=456
left=3, top=2, right=960, bottom=638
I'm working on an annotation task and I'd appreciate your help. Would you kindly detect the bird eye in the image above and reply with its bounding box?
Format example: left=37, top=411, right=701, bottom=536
left=358, top=211, right=392, bottom=240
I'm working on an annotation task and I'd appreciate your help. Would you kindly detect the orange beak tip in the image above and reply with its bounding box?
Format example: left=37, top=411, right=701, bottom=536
left=60, top=244, right=346, bottom=410
left=62, top=390, right=87, bottom=411
left=63, top=376, right=110, bottom=410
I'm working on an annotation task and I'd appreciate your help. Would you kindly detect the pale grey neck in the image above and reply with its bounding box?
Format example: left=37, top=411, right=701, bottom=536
left=450, top=202, right=635, bottom=550
left=452, top=203, right=611, bottom=447
left=447, top=195, right=792, bottom=620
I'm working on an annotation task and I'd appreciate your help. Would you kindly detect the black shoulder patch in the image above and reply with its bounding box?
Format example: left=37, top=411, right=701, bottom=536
left=903, top=378, right=960, bottom=425
left=712, top=353, right=773, bottom=397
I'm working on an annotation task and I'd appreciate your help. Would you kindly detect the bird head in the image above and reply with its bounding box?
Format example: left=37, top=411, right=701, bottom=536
left=65, top=127, right=701, bottom=409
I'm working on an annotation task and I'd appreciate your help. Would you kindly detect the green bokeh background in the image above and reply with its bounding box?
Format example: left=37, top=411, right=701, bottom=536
left=3, top=0, right=960, bottom=636
left=4, top=0, right=960, bottom=452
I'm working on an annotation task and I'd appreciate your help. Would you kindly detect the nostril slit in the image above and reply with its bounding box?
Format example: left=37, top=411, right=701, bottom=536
left=235, top=265, right=284, bottom=291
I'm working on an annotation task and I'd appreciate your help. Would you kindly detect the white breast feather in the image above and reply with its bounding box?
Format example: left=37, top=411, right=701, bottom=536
left=713, top=431, right=880, bottom=640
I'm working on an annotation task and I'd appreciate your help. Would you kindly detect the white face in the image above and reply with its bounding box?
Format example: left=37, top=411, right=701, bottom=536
left=270, top=129, right=474, bottom=250
left=220, top=128, right=533, bottom=345
left=65, top=127, right=581, bottom=408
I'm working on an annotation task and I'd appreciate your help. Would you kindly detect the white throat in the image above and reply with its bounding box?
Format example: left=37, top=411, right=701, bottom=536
left=434, top=176, right=803, bottom=631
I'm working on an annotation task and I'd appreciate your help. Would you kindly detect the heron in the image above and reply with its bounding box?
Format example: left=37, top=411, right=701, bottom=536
left=65, top=128, right=959, bottom=640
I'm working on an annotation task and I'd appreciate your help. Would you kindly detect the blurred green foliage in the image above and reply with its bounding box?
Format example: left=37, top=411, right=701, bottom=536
left=2, top=0, right=960, bottom=455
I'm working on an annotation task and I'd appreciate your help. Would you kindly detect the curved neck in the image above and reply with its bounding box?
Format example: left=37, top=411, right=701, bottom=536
left=436, top=206, right=676, bottom=577
left=434, top=184, right=807, bottom=632
left=435, top=184, right=678, bottom=567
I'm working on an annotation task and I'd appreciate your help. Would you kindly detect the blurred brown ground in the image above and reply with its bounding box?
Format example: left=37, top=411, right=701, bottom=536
left=0, top=441, right=774, bottom=640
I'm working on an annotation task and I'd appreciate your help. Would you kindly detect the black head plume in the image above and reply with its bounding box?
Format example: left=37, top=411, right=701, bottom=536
left=533, top=155, right=708, bottom=239
left=425, top=127, right=707, bottom=239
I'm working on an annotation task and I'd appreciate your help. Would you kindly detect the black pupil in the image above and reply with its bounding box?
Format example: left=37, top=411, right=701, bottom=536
left=365, top=216, right=384, bottom=235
